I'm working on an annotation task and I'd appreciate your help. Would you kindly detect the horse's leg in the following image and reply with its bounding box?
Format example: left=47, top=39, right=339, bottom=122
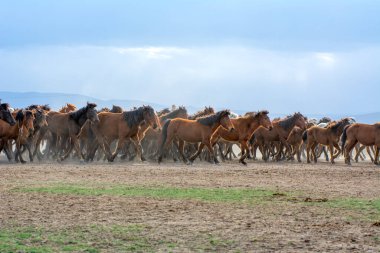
left=177, top=140, right=189, bottom=164
left=374, top=146, right=379, bottom=165
left=130, top=136, right=145, bottom=162
left=306, top=141, right=312, bottom=163
left=354, top=145, right=364, bottom=162
left=296, top=144, right=302, bottom=163
left=332, top=142, right=342, bottom=161
left=109, top=137, right=127, bottom=162
left=217, top=143, right=226, bottom=162
left=328, top=143, right=335, bottom=164
left=204, top=141, right=219, bottom=164
left=367, top=146, right=374, bottom=162
left=344, top=140, right=357, bottom=165
left=16, top=139, right=26, bottom=164
left=239, top=141, right=249, bottom=165
left=189, top=143, right=205, bottom=163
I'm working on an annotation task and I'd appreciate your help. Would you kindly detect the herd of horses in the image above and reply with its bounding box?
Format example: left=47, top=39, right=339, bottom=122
left=0, top=99, right=379, bottom=166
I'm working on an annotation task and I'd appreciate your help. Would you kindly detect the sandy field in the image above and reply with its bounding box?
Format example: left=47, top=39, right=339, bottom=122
left=0, top=159, right=379, bottom=252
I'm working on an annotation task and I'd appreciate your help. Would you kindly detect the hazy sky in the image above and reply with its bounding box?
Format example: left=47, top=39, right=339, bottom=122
left=0, top=0, right=379, bottom=114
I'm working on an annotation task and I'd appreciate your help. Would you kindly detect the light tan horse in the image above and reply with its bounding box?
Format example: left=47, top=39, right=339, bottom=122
left=341, top=123, right=380, bottom=165
left=210, top=110, right=272, bottom=165
left=59, top=103, right=77, bottom=113
left=158, top=110, right=234, bottom=164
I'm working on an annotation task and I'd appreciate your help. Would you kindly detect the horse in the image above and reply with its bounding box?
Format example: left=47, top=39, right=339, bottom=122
left=16, top=107, right=48, bottom=162
left=46, top=102, right=99, bottom=161
left=303, top=118, right=351, bottom=164
left=286, top=126, right=304, bottom=162
left=251, top=112, right=307, bottom=161
left=0, top=102, right=16, bottom=126
left=158, top=110, right=234, bottom=164
left=210, top=110, right=272, bottom=165
left=188, top=106, right=215, bottom=120
left=0, top=110, right=35, bottom=163
left=59, top=103, right=77, bottom=113
left=341, top=123, right=380, bottom=165
left=91, top=106, right=160, bottom=162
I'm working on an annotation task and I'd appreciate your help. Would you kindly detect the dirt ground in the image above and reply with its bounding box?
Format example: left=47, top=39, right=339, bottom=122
left=0, top=159, right=379, bottom=252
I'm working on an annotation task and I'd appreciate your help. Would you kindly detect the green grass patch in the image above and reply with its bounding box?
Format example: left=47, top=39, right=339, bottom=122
left=0, top=224, right=174, bottom=252
left=14, top=184, right=277, bottom=204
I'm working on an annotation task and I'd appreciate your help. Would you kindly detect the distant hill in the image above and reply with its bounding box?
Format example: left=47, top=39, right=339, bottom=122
left=0, top=91, right=167, bottom=111
left=0, top=91, right=378, bottom=123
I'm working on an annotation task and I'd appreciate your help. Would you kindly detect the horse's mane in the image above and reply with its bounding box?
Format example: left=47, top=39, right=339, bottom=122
left=328, top=118, right=349, bottom=133
left=157, top=108, right=170, bottom=116
left=161, top=106, right=187, bottom=121
left=111, top=105, right=123, bottom=113
left=189, top=106, right=214, bottom=120
left=123, top=106, right=154, bottom=128
left=197, top=110, right=230, bottom=126
left=278, top=112, right=304, bottom=130
left=69, top=103, right=97, bottom=122
left=319, top=117, right=332, bottom=124
left=25, top=104, right=51, bottom=111
left=0, top=103, right=10, bottom=110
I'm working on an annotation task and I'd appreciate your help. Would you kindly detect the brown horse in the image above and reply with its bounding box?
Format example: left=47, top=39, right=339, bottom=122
left=92, top=106, right=160, bottom=162
left=303, top=118, right=351, bottom=164
left=251, top=113, right=307, bottom=161
left=158, top=110, right=234, bottom=164
left=286, top=126, right=304, bottom=162
left=341, top=123, right=380, bottom=165
left=46, top=102, right=99, bottom=161
left=59, top=103, right=77, bottom=113
left=0, top=110, right=35, bottom=163
left=211, top=110, right=272, bottom=165
left=0, top=102, right=16, bottom=126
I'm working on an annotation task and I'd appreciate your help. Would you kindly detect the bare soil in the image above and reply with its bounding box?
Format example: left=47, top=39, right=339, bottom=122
left=0, top=160, right=379, bottom=252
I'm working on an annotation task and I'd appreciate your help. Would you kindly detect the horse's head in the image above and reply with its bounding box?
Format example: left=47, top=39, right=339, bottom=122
left=86, top=102, right=99, bottom=123
left=34, top=109, right=48, bottom=128
left=0, top=103, right=16, bottom=126
left=219, top=110, right=234, bottom=132
left=294, top=112, right=307, bottom=130
left=177, top=106, right=189, bottom=119
left=142, top=106, right=159, bottom=130
left=257, top=110, right=272, bottom=130
left=16, top=110, right=35, bottom=135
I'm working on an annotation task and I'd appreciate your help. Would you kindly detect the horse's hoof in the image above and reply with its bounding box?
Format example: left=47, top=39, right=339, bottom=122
left=239, top=160, right=247, bottom=166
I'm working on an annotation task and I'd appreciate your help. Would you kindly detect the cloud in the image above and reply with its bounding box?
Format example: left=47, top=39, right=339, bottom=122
left=0, top=45, right=379, bottom=114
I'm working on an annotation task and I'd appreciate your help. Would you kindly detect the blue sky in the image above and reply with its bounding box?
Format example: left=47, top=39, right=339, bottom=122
left=0, top=0, right=379, bottom=114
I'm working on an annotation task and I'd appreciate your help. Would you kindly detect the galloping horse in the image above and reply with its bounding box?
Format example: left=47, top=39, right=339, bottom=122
left=341, top=123, right=380, bottom=165
left=303, top=118, right=351, bottom=164
left=251, top=113, right=307, bottom=161
left=92, top=106, right=160, bottom=162
left=210, top=110, right=272, bottom=165
left=47, top=102, right=99, bottom=161
left=158, top=110, right=234, bottom=164
left=0, top=110, right=35, bottom=163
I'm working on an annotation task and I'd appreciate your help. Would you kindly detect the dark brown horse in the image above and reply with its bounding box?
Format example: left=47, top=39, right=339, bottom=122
left=0, top=102, right=16, bottom=126
left=46, top=102, right=99, bottom=161
left=210, top=110, right=272, bottom=165
left=92, top=106, right=160, bottom=162
left=303, top=118, right=351, bottom=164
left=158, top=110, right=234, bottom=164
left=341, top=123, right=380, bottom=165
left=0, top=110, right=35, bottom=163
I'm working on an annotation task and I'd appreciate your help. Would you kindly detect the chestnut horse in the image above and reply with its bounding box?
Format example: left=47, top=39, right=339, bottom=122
left=92, top=106, right=160, bottom=162
left=341, top=123, right=380, bottom=165
left=158, top=110, right=234, bottom=164
left=210, top=110, right=272, bottom=165
left=0, top=110, right=34, bottom=163
left=46, top=102, right=99, bottom=161
left=303, top=118, right=351, bottom=164
left=251, top=113, right=307, bottom=161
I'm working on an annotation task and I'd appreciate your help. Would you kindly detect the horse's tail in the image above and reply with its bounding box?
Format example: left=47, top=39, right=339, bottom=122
left=341, top=125, right=349, bottom=151
left=302, top=130, right=308, bottom=142
left=159, top=119, right=171, bottom=151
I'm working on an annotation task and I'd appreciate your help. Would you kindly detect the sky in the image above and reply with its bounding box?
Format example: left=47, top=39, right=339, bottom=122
left=0, top=0, right=379, bottom=114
